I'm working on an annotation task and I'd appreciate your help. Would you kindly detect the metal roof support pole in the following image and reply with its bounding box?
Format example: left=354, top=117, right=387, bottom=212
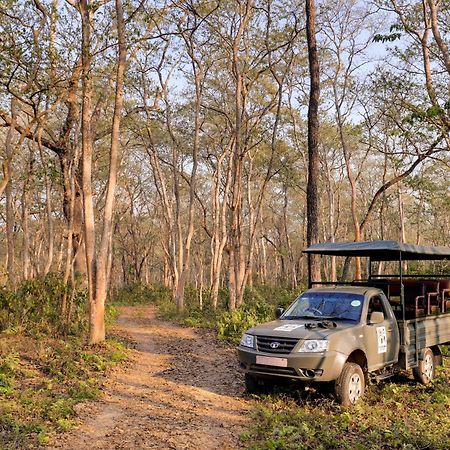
left=399, top=250, right=408, bottom=360
left=368, top=257, right=372, bottom=281
left=400, top=251, right=405, bottom=322
left=307, top=253, right=312, bottom=288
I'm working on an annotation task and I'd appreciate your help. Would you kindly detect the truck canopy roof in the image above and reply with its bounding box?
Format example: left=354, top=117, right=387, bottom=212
left=304, top=240, right=450, bottom=261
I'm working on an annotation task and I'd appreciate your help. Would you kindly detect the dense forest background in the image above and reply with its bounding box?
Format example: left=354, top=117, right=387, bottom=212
left=0, top=0, right=449, bottom=341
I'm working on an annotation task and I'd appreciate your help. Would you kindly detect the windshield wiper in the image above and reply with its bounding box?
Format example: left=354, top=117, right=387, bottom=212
left=321, top=315, right=356, bottom=322
left=333, top=317, right=356, bottom=321
left=283, top=315, right=322, bottom=320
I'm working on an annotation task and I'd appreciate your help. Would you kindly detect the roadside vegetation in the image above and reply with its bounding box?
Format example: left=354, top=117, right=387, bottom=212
left=113, top=282, right=301, bottom=343
left=135, top=283, right=450, bottom=450
left=242, top=354, right=450, bottom=450
left=0, top=0, right=449, bottom=448
left=0, top=276, right=127, bottom=449
left=2, top=280, right=449, bottom=449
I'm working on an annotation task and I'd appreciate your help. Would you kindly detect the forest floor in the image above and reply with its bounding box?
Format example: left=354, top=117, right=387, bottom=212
left=46, top=305, right=251, bottom=450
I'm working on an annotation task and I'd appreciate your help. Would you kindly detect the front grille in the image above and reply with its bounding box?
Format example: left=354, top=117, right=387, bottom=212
left=256, top=336, right=299, bottom=354
left=250, top=364, right=298, bottom=377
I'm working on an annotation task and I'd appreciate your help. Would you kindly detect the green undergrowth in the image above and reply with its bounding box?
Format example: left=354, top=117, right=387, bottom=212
left=112, top=282, right=170, bottom=306
left=113, top=283, right=301, bottom=342
left=115, top=283, right=450, bottom=449
left=242, top=352, right=450, bottom=450
left=0, top=335, right=127, bottom=449
left=216, top=286, right=300, bottom=343
left=0, top=274, right=87, bottom=336
left=0, top=275, right=129, bottom=448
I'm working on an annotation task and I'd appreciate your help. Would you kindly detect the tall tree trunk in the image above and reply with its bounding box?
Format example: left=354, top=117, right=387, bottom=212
left=427, top=0, right=450, bottom=75
left=173, top=27, right=202, bottom=313
left=305, top=0, right=321, bottom=284
left=5, top=98, right=17, bottom=286
left=210, top=148, right=232, bottom=309
left=21, top=148, right=33, bottom=280
left=323, top=155, right=336, bottom=282
left=283, top=184, right=297, bottom=288
left=38, top=129, right=55, bottom=276
left=92, top=0, right=126, bottom=343
left=62, top=168, right=76, bottom=321
left=228, top=0, right=254, bottom=310
left=228, top=85, right=244, bottom=310
left=79, top=0, right=98, bottom=342
left=262, top=234, right=268, bottom=285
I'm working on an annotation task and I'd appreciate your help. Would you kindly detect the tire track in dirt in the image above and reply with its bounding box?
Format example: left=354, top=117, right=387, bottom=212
left=48, top=306, right=251, bottom=450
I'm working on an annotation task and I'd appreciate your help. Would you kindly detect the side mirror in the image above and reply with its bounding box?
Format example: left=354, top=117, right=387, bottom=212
left=369, top=311, right=384, bottom=325
left=275, top=307, right=285, bottom=319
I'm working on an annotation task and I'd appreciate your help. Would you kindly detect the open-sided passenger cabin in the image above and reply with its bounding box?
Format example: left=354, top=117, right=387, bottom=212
left=304, top=240, right=450, bottom=321
left=369, top=278, right=450, bottom=319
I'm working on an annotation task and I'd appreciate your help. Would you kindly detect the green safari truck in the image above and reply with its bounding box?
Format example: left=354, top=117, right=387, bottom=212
left=237, top=240, right=450, bottom=405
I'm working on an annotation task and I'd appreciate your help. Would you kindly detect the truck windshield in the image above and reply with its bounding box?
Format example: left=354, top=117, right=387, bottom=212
left=283, top=292, right=364, bottom=322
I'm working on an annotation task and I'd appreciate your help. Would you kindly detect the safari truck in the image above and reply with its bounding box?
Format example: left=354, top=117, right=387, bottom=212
left=237, top=240, right=450, bottom=405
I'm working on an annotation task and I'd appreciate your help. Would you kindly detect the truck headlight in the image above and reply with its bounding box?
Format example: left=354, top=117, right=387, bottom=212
left=297, top=340, right=328, bottom=353
left=240, top=333, right=255, bottom=348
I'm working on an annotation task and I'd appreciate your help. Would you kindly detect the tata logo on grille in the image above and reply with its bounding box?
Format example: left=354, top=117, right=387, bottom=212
left=270, top=342, right=280, bottom=349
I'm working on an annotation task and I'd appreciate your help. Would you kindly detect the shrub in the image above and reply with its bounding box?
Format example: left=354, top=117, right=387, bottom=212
left=217, top=301, right=275, bottom=344
left=126, top=281, right=304, bottom=342
left=117, top=282, right=303, bottom=343
left=244, top=285, right=302, bottom=309
left=0, top=353, right=19, bottom=395
left=112, top=283, right=158, bottom=305
left=216, top=285, right=302, bottom=343
left=0, top=337, right=126, bottom=449
left=0, top=274, right=87, bottom=337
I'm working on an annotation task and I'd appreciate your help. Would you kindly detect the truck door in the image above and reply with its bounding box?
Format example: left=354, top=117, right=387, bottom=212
left=363, top=295, right=398, bottom=370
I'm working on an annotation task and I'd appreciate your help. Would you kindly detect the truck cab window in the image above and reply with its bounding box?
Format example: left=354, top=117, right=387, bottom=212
left=367, top=296, right=385, bottom=322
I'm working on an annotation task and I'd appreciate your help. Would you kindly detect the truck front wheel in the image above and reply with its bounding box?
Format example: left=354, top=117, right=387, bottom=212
left=413, top=348, right=435, bottom=385
left=245, top=373, right=265, bottom=394
left=335, top=362, right=365, bottom=406
left=244, top=373, right=276, bottom=394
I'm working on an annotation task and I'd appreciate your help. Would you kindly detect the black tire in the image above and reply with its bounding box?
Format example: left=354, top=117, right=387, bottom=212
left=335, top=362, right=365, bottom=406
left=413, top=347, right=435, bottom=384
left=245, top=373, right=268, bottom=394
left=245, top=373, right=259, bottom=394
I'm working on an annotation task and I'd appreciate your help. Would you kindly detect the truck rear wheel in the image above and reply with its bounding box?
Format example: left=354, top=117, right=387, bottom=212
left=413, top=348, right=435, bottom=385
left=335, top=362, right=365, bottom=406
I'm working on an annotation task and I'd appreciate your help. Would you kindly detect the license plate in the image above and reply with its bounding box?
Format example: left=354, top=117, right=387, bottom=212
left=256, top=355, right=288, bottom=367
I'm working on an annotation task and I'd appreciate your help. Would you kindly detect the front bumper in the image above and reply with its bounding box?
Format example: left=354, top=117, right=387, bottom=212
left=237, top=346, right=347, bottom=382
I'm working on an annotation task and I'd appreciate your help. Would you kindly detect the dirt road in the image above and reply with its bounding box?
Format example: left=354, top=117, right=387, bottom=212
left=49, top=306, right=251, bottom=450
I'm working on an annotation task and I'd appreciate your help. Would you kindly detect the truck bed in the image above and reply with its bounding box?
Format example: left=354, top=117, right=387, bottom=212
left=398, top=312, right=450, bottom=369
